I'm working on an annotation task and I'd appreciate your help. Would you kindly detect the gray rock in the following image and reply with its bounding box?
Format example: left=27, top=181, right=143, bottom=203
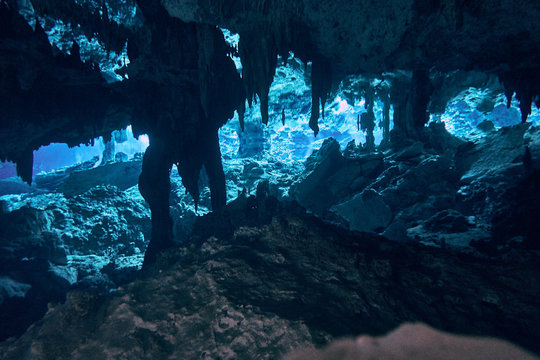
left=382, top=219, right=410, bottom=243
left=331, top=189, right=392, bottom=233
left=0, top=177, right=33, bottom=196
left=393, top=141, right=424, bottom=160
left=290, top=138, right=344, bottom=214
left=424, top=209, right=473, bottom=233
left=59, top=160, right=142, bottom=197
left=0, top=276, right=31, bottom=304
left=2, top=198, right=539, bottom=358
left=477, top=120, right=496, bottom=133
left=291, top=138, right=385, bottom=216
left=459, top=123, right=530, bottom=184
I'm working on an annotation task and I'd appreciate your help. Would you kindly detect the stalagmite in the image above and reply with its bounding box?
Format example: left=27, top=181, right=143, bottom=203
left=380, top=87, right=391, bottom=147
left=203, top=132, right=226, bottom=211
left=360, top=85, right=376, bottom=152
left=390, top=70, right=432, bottom=144
left=138, top=142, right=173, bottom=266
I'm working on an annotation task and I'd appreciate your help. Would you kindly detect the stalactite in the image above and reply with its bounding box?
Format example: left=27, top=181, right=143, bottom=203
left=238, top=100, right=246, bottom=131
left=499, top=70, right=540, bottom=123
left=309, top=84, right=320, bottom=135
left=309, top=59, right=332, bottom=136
left=197, top=25, right=244, bottom=128
left=30, top=0, right=131, bottom=54
left=176, top=157, right=202, bottom=211
left=411, top=70, right=432, bottom=129
left=16, top=147, right=33, bottom=185
left=238, top=30, right=277, bottom=126
left=519, top=94, right=532, bottom=123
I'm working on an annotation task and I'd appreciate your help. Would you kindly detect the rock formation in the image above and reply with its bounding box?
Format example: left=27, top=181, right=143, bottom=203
left=1, top=0, right=540, bottom=358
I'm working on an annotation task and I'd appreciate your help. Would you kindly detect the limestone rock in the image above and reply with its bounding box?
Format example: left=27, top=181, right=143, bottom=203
left=331, top=189, right=392, bottom=233
left=59, top=160, right=142, bottom=197
left=2, top=198, right=539, bottom=358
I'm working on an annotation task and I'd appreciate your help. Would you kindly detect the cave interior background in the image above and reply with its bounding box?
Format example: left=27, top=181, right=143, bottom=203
left=1, top=0, right=540, bottom=358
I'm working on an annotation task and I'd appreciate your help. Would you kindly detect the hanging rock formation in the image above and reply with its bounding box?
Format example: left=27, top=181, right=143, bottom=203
left=2, top=0, right=540, bottom=265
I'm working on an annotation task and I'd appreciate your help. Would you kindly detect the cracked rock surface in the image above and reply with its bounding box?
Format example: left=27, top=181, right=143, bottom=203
left=1, top=194, right=538, bottom=359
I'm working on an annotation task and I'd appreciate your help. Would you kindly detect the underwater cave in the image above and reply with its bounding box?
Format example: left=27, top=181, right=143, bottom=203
left=1, top=0, right=540, bottom=359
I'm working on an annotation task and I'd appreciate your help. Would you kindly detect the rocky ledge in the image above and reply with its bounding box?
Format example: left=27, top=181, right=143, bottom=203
left=1, top=191, right=538, bottom=359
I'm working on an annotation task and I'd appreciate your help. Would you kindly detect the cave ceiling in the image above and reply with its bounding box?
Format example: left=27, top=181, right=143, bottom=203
left=1, top=0, right=540, bottom=184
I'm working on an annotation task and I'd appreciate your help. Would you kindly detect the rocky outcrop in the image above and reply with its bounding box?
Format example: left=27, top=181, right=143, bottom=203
left=290, top=138, right=385, bottom=217
left=331, top=189, right=392, bottom=233
left=290, top=123, right=540, bottom=255
left=58, top=158, right=142, bottom=197
left=0, top=177, right=151, bottom=341
left=3, top=0, right=540, bottom=273
left=1, top=194, right=539, bottom=358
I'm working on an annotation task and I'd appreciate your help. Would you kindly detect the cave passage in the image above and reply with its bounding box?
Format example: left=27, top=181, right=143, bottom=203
left=1, top=0, right=540, bottom=358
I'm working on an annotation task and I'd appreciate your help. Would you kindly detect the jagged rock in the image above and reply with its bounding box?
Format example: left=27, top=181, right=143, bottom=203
left=477, top=120, right=496, bottom=133
left=291, top=138, right=384, bottom=216
left=33, top=156, right=101, bottom=193
left=424, top=209, right=473, bottom=233
left=0, top=204, right=71, bottom=341
left=0, top=178, right=33, bottom=196
left=0, top=179, right=151, bottom=341
left=425, top=122, right=467, bottom=155
left=459, top=123, right=532, bottom=184
left=378, top=155, right=459, bottom=213
left=290, top=138, right=344, bottom=214
left=0, top=277, right=31, bottom=304
left=58, top=159, right=142, bottom=197
left=382, top=219, right=410, bottom=243
left=1, top=197, right=539, bottom=359
left=392, top=141, right=425, bottom=160
left=0, top=205, right=67, bottom=270
left=454, top=125, right=540, bottom=248
left=331, top=189, right=392, bottom=233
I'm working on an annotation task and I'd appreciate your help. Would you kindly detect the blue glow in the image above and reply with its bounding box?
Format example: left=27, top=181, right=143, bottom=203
left=0, top=126, right=148, bottom=181
left=39, top=17, right=131, bottom=82
left=435, top=87, right=540, bottom=139
left=219, top=56, right=390, bottom=164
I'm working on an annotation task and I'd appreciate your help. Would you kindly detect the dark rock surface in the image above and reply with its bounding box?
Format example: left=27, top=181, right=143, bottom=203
left=1, top=195, right=538, bottom=359
left=58, top=158, right=142, bottom=197
left=291, top=123, right=540, bottom=255
left=3, top=0, right=540, bottom=267
left=0, top=162, right=151, bottom=341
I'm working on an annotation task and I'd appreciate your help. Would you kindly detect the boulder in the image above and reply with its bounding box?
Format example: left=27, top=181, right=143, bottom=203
left=290, top=138, right=344, bottom=214
left=59, top=160, right=142, bottom=197
left=291, top=138, right=384, bottom=216
left=331, top=189, right=392, bottom=233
